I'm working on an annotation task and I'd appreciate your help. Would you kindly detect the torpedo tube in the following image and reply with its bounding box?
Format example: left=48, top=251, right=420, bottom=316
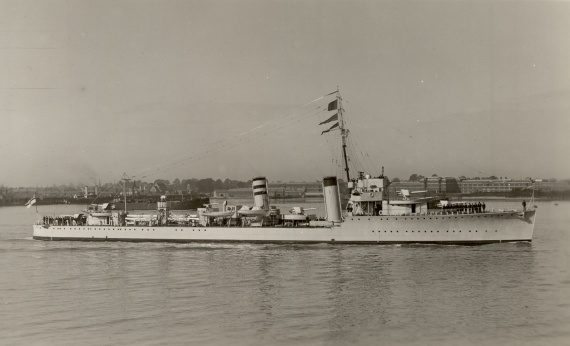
left=323, top=176, right=342, bottom=223
left=252, top=177, right=269, bottom=209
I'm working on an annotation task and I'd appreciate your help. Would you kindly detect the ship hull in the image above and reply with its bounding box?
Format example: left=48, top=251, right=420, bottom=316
left=33, top=210, right=536, bottom=245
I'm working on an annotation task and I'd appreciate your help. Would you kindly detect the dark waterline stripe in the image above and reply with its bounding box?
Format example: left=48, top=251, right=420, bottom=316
left=32, top=236, right=531, bottom=246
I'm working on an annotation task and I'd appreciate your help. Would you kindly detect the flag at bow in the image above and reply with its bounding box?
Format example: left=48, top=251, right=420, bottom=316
left=321, top=122, right=339, bottom=135
left=25, top=196, right=36, bottom=209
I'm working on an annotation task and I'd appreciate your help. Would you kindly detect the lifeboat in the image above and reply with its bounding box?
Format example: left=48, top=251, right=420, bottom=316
left=91, top=212, right=112, bottom=217
left=238, top=209, right=270, bottom=217
left=201, top=211, right=234, bottom=218
left=282, top=214, right=308, bottom=221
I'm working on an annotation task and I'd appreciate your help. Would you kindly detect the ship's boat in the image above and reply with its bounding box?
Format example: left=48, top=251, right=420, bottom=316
left=91, top=212, right=112, bottom=217
left=237, top=208, right=271, bottom=217
left=201, top=211, right=235, bottom=218
left=282, top=214, right=309, bottom=221
left=125, top=215, right=154, bottom=221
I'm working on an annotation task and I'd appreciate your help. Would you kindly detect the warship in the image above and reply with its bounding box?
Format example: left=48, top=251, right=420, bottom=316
left=32, top=90, right=537, bottom=244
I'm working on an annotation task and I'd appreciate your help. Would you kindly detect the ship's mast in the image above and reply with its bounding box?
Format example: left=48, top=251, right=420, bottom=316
left=121, top=173, right=131, bottom=212
left=337, top=88, right=350, bottom=182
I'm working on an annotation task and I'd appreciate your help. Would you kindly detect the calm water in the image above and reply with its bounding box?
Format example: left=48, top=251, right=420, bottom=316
left=1, top=201, right=569, bottom=345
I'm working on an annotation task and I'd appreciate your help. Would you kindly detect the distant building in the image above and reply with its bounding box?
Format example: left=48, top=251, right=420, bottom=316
left=459, top=179, right=533, bottom=194
left=213, top=189, right=229, bottom=198
left=389, top=177, right=462, bottom=199
left=213, top=188, right=252, bottom=198
left=150, top=183, right=168, bottom=195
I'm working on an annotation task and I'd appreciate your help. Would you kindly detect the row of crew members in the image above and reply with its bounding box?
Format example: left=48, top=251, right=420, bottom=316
left=442, top=202, right=486, bottom=214
left=42, top=216, right=85, bottom=226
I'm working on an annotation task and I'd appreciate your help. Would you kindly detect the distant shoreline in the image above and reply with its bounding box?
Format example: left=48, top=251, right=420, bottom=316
left=0, top=195, right=562, bottom=208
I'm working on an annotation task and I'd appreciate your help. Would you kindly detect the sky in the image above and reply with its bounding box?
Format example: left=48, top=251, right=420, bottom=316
left=1, top=0, right=569, bottom=187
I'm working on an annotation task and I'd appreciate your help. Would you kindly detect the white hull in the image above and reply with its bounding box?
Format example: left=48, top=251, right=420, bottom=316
left=33, top=210, right=536, bottom=245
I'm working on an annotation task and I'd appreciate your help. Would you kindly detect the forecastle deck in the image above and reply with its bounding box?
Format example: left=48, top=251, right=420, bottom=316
left=33, top=210, right=536, bottom=245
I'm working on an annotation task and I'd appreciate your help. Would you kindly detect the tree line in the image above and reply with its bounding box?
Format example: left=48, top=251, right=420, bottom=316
left=152, top=178, right=252, bottom=193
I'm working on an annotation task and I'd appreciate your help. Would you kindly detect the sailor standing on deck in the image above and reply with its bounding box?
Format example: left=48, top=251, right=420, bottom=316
left=522, top=200, right=527, bottom=211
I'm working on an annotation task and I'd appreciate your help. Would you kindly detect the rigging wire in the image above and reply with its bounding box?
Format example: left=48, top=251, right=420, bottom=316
left=138, top=117, right=312, bottom=179
left=129, top=93, right=337, bottom=180
left=343, top=98, right=485, bottom=175
left=134, top=106, right=322, bottom=178
left=343, top=116, right=380, bottom=174
left=96, top=89, right=488, bottom=187
left=347, top=136, right=372, bottom=174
